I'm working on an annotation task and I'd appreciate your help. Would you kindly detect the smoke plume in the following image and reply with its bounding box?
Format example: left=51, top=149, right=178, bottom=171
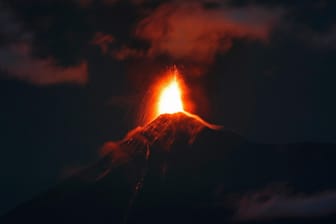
left=116, top=0, right=283, bottom=73
left=0, top=3, right=88, bottom=85
left=234, top=189, right=336, bottom=221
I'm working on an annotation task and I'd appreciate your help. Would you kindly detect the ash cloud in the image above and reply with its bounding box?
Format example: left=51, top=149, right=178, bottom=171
left=286, top=23, right=336, bottom=50
left=0, top=3, right=88, bottom=85
left=91, top=32, right=115, bottom=54
left=115, top=0, right=283, bottom=73
left=234, top=189, right=336, bottom=221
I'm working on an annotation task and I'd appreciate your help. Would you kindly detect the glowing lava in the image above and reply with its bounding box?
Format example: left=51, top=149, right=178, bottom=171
left=141, top=66, right=221, bottom=130
left=157, top=76, right=184, bottom=115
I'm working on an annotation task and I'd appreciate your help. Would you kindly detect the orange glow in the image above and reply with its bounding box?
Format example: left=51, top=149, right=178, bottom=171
left=141, top=67, right=189, bottom=124
left=148, top=67, right=192, bottom=121
left=139, top=66, right=221, bottom=130
left=157, top=75, right=184, bottom=115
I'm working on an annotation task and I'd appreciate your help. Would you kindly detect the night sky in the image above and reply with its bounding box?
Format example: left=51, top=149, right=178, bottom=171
left=1, top=0, right=336, bottom=216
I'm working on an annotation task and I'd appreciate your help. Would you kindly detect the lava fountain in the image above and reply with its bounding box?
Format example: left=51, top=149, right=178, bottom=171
left=157, top=74, right=184, bottom=116
left=147, top=66, right=221, bottom=130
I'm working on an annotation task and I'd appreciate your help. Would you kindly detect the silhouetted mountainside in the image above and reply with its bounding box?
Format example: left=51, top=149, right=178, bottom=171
left=2, top=113, right=336, bottom=224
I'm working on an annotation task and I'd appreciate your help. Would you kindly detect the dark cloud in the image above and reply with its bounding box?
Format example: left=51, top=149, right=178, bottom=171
left=113, top=46, right=144, bottom=60
left=91, top=32, right=115, bottom=54
left=76, top=0, right=94, bottom=8
left=311, top=26, right=336, bottom=48
left=290, top=24, right=336, bottom=49
left=75, top=0, right=146, bottom=7
left=234, top=189, right=336, bottom=221
left=0, top=3, right=88, bottom=85
left=75, top=0, right=119, bottom=7
left=0, top=43, right=88, bottom=85
left=115, top=0, right=283, bottom=73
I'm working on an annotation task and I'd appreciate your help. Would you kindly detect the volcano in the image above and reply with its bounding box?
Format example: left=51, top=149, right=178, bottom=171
left=2, top=112, right=336, bottom=224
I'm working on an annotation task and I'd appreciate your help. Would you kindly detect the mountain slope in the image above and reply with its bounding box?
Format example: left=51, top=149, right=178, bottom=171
left=2, top=113, right=336, bottom=223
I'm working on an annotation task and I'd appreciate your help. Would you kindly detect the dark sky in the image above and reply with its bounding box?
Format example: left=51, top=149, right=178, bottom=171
left=0, top=0, right=336, bottom=215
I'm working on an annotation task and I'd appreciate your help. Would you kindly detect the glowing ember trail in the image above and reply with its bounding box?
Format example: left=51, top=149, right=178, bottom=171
left=157, top=76, right=184, bottom=115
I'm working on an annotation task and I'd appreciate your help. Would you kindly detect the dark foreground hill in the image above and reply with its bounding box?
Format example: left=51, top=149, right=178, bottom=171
left=2, top=113, right=336, bottom=224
